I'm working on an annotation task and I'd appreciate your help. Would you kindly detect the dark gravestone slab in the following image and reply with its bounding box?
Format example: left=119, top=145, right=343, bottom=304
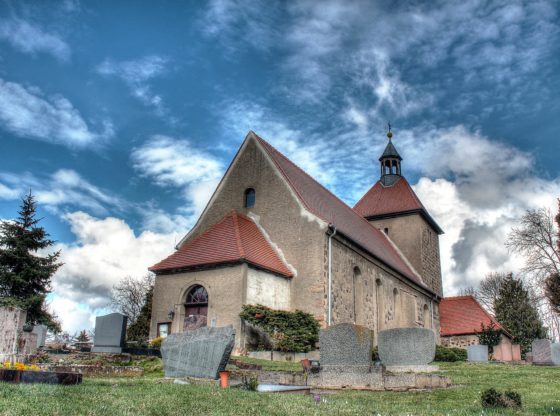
left=378, top=328, right=435, bottom=366
left=532, top=339, right=553, bottom=365
left=0, top=369, right=82, bottom=385
left=92, top=313, right=128, bottom=353
left=320, top=323, right=373, bottom=373
left=161, top=326, right=235, bottom=379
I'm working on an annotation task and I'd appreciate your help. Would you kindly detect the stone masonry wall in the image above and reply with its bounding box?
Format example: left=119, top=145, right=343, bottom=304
left=174, top=135, right=327, bottom=321
left=151, top=266, right=246, bottom=350
left=440, top=334, right=479, bottom=349
left=328, top=237, right=440, bottom=345
left=368, top=214, right=443, bottom=296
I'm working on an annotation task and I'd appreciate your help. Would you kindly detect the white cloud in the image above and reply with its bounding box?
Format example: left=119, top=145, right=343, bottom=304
left=0, top=169, right=122, bottom=215
left=51, top=211, right=179, bottom=332
left=0, top=79, right=113, bottom=148
left=96, top=55, right=169, bottom=115
left=131, top=135, right=224, bottom=218
left=0, top=18, right=70, bottom=61
left=407, top=126, right=560, bottom=295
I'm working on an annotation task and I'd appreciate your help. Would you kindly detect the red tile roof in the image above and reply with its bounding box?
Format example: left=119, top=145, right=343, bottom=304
left=255, top=135, right=428, bottom=290
left=149, top=211, right=293, bottom=278
left=354, top=177, right=443, bottom=234
left=440, top=296, right=508, bottom=337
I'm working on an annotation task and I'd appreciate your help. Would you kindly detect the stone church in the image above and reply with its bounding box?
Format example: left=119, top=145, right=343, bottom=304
left=149, top=131, right=444, bottom=351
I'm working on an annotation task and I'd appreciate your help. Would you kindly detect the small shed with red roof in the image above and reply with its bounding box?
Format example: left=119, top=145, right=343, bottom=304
left=440, top=296, right=514, bottom=356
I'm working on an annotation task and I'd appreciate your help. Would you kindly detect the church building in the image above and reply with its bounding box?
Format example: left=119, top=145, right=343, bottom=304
left=149, top=130, right=444, bottom=351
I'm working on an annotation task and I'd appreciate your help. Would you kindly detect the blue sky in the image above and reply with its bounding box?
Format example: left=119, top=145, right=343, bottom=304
left=0, top=0, right=559, bottom=333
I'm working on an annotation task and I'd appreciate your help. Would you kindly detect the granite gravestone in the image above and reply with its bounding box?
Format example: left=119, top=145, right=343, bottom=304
left=0, top=306, right=27, bottom=363
left=92, top=313, right=127, bottom=353
left=32, top=325, right=48, bottom=349
left=319, top=323, right=373, bottom=373
left=532, top=339, right=553, bottom=365
left=467, top=345, right=488, bottom=362
left=378, top=328, right=435, bottom=366
left=160, top=326, right=235, bottom=379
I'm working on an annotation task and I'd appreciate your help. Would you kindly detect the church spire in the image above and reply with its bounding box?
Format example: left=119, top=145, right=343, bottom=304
left=379, top=125, right=402, bottom=186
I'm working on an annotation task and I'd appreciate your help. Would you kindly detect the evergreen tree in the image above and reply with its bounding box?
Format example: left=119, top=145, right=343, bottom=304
left=75, top=329, right=90, bottom=343
left=495, top=274, right=547, bottom=354
left=0, top=191, right=62, bottom=330
left=127, top=285, right=153, bottom=342
left=545, top=273, right=560, bottom=315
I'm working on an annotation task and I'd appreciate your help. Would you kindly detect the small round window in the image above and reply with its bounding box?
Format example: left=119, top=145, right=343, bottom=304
left=244, top=188, right=256, bottom=208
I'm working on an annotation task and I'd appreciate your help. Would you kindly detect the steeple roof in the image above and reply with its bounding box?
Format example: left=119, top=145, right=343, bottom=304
left=354, top=177, right=444, bottom=234
left=379, top=140, right=402, bottom=161
left=149, top=211, right=293, bottom=277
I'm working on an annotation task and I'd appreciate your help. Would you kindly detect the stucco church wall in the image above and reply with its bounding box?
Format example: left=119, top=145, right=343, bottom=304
left=246, top=268, right=291, bottom=310
left=368, top=214, right=442, bottom=296
left=182, top=137, right=327, bottom=322
left=328, top=236, right=440, bottom=345
left=150, top=265, right=246, bottom=348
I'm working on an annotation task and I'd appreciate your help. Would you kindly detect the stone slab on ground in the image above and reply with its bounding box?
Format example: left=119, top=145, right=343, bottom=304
left=467, top=345, right=488, bottom=363
left=532, top=339, right=553, bottom=365
left=246, top=350, right=319, bottom=362
left=92, top=313, right=127, bottom=353
left=385, top=365, right=440, bottom=373
left=161, top=326, right=235, bottom=379
left=0, top=369, right=82, bottom=385
left=320, top=323, right=373, bottom=370
left=378, top=328, right=435, bottom=366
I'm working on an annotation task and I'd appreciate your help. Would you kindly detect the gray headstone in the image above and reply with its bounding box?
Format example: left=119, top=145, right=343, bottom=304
left=552, top=343, right=560, bottom=366
left=160, top=326, right=235, bottom=379
left=92, top=313, right=127, bottom=353
left=467, top=345, right=488, bottom=362
left=0, top=306, right=27, bottom=362
left=319, top=323, right=373, bottom=373
left=378, top=328, right=435, bottom=366
left=532, top=339, right=553, bottom=365
left=32, top=325, right=48, bottom=348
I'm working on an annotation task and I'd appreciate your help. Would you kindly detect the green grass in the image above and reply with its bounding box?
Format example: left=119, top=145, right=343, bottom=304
left=0, top=362, right=559, bottom=415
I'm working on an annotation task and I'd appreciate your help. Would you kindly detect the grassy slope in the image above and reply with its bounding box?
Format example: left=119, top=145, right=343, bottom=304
left=0, top=362, right=559, bottom=415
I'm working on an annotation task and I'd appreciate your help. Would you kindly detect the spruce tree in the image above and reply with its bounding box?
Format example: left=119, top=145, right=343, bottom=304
left=0, top=191, right=62, bottom=330
left=127, top=285, right=153, bottom=342
left=494, top=274, right=547, bottom=355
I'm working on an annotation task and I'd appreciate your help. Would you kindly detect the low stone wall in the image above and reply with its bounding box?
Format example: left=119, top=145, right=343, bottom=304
left=38, top=364, right=144, bottom=378
left=246, top=350, right=320, bottom=362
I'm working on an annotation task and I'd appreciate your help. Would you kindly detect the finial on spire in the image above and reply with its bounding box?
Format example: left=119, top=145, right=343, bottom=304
left=387, top=122, right=393, bottom=140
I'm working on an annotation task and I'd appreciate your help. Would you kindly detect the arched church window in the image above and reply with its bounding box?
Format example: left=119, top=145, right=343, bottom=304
left=184, top=285, right=208, bottom=330
left=244, top=188, right=256, bottom=208
left=423, top=304, right=430, bottom=328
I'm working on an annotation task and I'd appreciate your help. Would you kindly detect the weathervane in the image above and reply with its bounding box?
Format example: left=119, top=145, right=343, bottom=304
left=387, top=122, right=393, bottom=140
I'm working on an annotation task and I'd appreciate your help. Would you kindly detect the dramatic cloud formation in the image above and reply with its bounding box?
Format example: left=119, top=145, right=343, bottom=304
left=96, top=55, right=170, bottom=115
left=0, top=169, right=122, bottom=215
left=51, top=211, right=178, bottom=333
left=0, top=18, right=70, bottom=61
left=131, top=135, right=224, bottom=218
left=0, top=79, right=113, bottom=148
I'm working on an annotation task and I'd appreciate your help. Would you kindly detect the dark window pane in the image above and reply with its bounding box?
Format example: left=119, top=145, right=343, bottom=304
left=245, top=188, right=256, bottom=207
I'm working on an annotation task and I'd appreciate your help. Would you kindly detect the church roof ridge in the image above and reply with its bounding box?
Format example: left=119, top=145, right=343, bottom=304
left=253, top=133, right=429, bottom=292
left=149, top=210, right=293, bottom=278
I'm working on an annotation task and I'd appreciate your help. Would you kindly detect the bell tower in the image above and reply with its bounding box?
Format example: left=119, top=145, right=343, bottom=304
left=379, top=127, right=402, bottom=186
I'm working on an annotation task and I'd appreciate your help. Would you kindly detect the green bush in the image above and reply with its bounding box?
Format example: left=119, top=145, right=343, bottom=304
left=435, top=345, right=467, bottom=362
left=239, top=304, right=319, bottom=353
left=481, top=388, right=522, bottom=409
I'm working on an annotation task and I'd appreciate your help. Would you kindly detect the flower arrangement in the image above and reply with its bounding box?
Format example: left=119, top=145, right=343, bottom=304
left=2, top=362, right=40, bottom=371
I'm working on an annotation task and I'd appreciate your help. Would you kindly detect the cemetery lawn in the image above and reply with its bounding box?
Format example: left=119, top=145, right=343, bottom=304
left=0, top=362, right=559, bottom=415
